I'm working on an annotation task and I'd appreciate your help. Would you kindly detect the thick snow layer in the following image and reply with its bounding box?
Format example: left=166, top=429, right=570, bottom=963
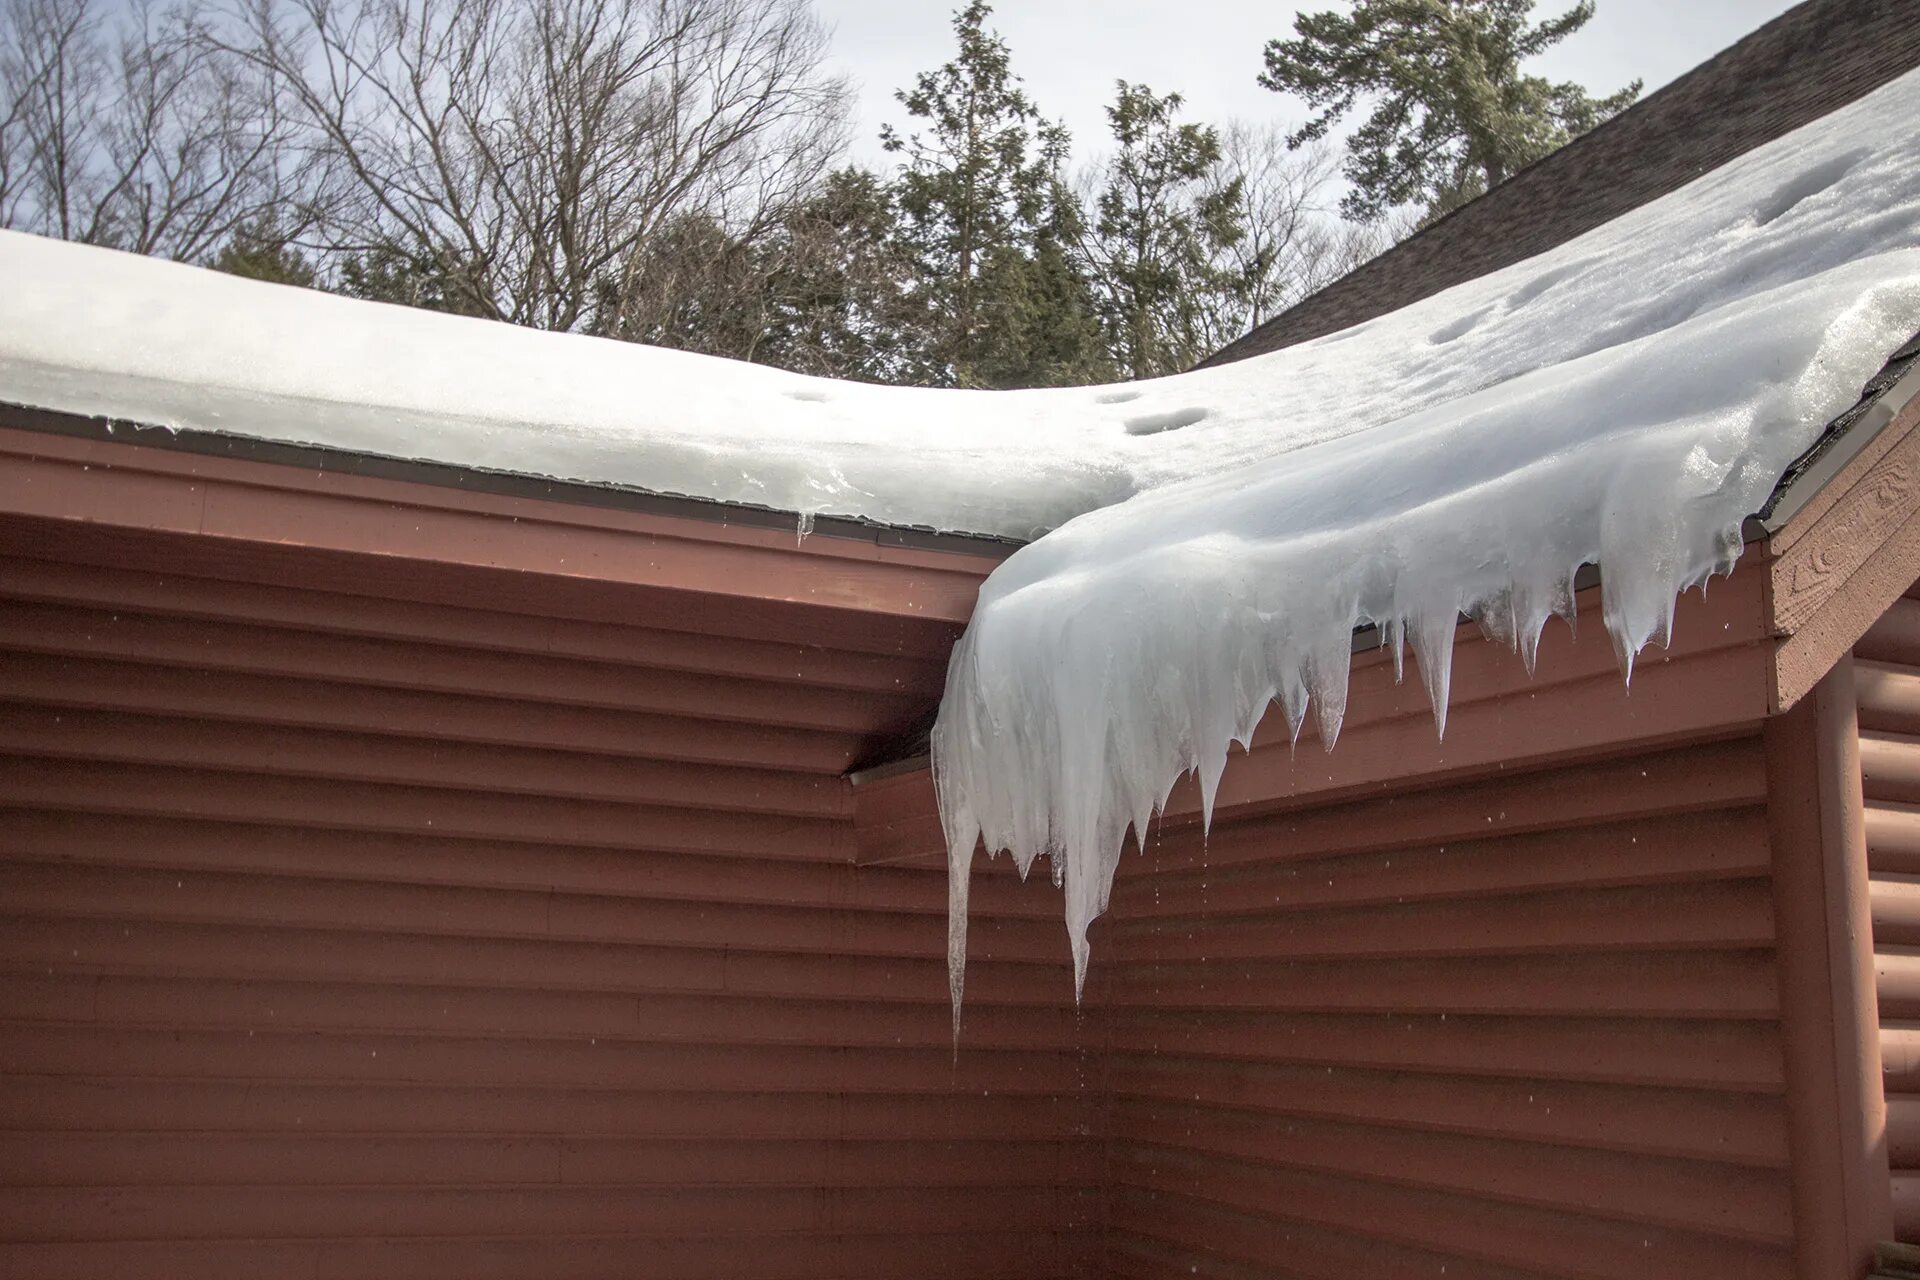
left=2, top=73, right=1920, bottom=1024
left=932, top=68, right=1920, bottom=1014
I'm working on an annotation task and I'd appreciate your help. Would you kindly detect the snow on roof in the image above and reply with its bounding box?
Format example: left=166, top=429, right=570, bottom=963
left=2, top=70, right=1920, bottom=1020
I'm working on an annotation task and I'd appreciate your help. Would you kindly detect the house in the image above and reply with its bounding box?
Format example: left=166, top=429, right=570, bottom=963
left=3, top=3, right=1919, bottom=1279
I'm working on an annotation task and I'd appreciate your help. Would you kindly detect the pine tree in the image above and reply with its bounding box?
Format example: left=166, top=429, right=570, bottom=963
left=1084, top=83, right=1246, bottom=380
left=338, top=245, right=492, bottom=317
left=755, top=169, right=929, bottom=383
left=1259, top=0, right=1640, bottom=222
left=583, top=170, right=926, bottom=383
left=881, top=1, right=1103, bottom=388
left=208, top=217, right=318, bottom=289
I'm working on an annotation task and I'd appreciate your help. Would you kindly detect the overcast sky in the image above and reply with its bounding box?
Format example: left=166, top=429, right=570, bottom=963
left=813, top=0, right=1803, bottom=168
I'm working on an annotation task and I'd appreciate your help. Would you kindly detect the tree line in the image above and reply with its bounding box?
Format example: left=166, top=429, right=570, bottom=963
left=0, top=0, right=1638, bottom=388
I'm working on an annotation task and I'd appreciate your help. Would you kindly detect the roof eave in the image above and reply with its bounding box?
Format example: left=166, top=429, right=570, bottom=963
left=1763, top=346, right=1920, bottom=712
left=0, top=408, right=1011, bottom=632
left=1755, top=335, right=1920, bottom=538
left=0, top=399, right=1027, bottom=563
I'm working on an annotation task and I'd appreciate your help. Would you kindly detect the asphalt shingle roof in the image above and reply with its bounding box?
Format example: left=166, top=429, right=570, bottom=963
left=1199, top=0, right=1920, bottom=368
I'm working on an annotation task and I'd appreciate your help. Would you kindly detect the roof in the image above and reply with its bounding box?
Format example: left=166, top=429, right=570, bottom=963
left=0, top=0, right=1915, bottom=552
left=1199, top=0, right=1920, bottom=368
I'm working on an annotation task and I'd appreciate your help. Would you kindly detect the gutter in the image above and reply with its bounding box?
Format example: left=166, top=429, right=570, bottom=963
left=0, top=401, right=1025, bottom=562
left=1753, top=333, right=1920, bottom=536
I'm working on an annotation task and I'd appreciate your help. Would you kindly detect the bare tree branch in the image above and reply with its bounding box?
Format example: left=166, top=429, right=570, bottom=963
left=1200, top=121, right=1396, bottom=346
left=201, top=0, right=848, bottom=329
left=0, top=0, right=304, bottom=259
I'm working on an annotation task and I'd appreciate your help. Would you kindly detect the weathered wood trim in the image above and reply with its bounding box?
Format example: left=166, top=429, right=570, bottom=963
left=1770, top=393, right=1920, bottom=712
left=1766, top=656, right=1893, bottom=1279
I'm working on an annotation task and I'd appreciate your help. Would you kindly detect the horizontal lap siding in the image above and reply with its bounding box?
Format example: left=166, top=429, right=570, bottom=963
left=1856, top=583, right=1920, bottom=1241
left=1093, top=734, right=1792, bottom=1280
left=0, top=546, right=1094, bottom=1280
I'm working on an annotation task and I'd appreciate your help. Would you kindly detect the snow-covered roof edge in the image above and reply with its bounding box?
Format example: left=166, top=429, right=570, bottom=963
left=0, top=398, right=1026, bottom=559
left=3, top=62, right=1920, bottom=1041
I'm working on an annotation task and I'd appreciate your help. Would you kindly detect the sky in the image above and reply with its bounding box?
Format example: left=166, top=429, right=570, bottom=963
left=811, top=0, right=1804, bottom=169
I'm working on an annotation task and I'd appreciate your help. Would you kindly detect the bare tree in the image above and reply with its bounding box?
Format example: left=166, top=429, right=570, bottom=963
left=1070, top=118, right=1401, bottom=365
left=1203, top=121, right=1391, bottom=342
left=0, top=0, right=300, bottom=259
left=206, top=0, right=849, bottom=331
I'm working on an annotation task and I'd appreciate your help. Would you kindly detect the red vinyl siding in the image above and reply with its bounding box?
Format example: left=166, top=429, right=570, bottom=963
left=1048, top=568, right=1803, bottom=1280
left=1093, top=734, right=1795, bottom=1280
left=0, top=529, right=1096, bottom=1280
left=1858, top=582, right=1920, bottom=1240
left=9, top=415, right=1912, bottom=1278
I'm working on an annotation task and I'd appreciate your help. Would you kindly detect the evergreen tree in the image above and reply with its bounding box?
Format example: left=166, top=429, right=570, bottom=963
left=1259, top=0, right=1640, bottom=222
left=881, top=1, right=1103, bottom=387
left=588, top=170, right=926, bottom=383
left=593, top=213, right=767, bottom=356
left=207, top=217, right=318, bottom=289
left=968, top=173, right=1111, bottom=388
left=338, top=245, right=492, bottom=317
left=755, top=169, right=930, bottom=383
left=1084, top=83, right=1245, bottom=379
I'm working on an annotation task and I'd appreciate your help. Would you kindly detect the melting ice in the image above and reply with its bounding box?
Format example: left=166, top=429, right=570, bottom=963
left=934, top=68, right=1920, bottom=1021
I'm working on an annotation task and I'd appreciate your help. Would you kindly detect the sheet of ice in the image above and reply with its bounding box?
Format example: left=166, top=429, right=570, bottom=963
left=932, top=68, right=1920, bottom=1017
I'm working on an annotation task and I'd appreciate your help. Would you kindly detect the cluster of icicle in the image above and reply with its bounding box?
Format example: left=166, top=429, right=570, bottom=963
left=931, top=62, right=1920, bottom=1032
left=931, top=489, right=1747, bottom=1025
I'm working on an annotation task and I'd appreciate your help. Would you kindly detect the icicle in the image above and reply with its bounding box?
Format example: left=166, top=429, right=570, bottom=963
left=1062, top=829, right=1101, bottom=1005
left=921, top=85, right=1920, bottom=1039
left=1410, top=605, right=1460, bottom=740
left=1069, top=928, right=1092, bottom=1005
left=1515, top=571, right=1576, bottom=675
left=1649, top=599, right=1676, bottom=653
left=1129, top=813, right=1152, bottom=862
left=934, top=689, right=983, bottom=1048
left=1196, top=750, right=1228, bottom=837
left=1305, top=639, right=1353, bottom=752
left=1471, top=587, right=1517, bottom=650
left=1275, top=665, right=1310, bottom=747
left=1233, top=683, right=1275, bottom=752
left=1557, top=570, right=1581, bottom=636
left=945, top=816, right=976, bottom=1048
